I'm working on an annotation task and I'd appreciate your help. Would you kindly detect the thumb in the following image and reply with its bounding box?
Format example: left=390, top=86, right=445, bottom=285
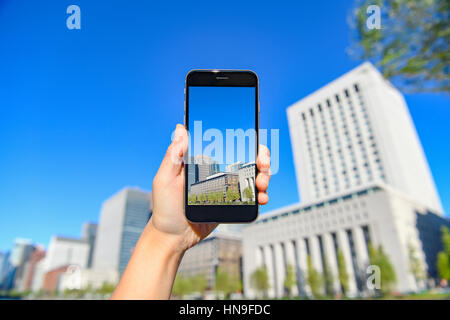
left=158, top=124, right=189, bottom=179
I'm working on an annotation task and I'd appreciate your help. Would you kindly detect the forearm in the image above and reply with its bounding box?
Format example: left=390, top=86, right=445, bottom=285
left=111, top=220, right=185, bottom=300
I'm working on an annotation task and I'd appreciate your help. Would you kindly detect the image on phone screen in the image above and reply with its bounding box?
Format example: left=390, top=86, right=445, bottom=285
left=187, top=86, right=256, bottom=206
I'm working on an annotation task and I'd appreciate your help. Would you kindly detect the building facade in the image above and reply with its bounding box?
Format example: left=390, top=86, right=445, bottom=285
left=45, top=236, right=90, bottom=272
left=178, top=233, right=242, bottom=289
left=81, top=222, right=97, bottom=269
left=287, top=62, right=442, bottom=214
left=238, top=162, right=256, bottom=202
left=243, top=184, right=449, bottom=298
left=92, top=188, right=152, bottom=275
left=226, top=162, right=243, bottom=173
left=243, top=62, right=448, bottom=298
left=190, top=173, right=239, bottom=201
left=21, top=245, right=45, bottom=291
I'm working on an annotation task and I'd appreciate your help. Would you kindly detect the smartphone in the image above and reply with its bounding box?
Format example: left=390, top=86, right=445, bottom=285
left=184, top=70, right=259, bottom=223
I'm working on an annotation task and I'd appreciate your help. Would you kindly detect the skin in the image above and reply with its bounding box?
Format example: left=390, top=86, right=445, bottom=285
left=111, top=124, right=271, bottom=300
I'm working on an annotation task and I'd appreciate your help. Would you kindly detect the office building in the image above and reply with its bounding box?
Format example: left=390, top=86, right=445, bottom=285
left=242, top=63, right=449, bottom=298
left=93, top=187, right=152, bottom=275
left=238, top=162, right=256, bottom=202
left=226, top=162, right=243, bottom=173
left=287, top=62, right=442, bottom=214
left=194, top=155, right=219, bottom=182
left=10, top=238, right=34, bottom=289
left=190, top=173, right=239, bottom=201
left=178, top=232, right=242, bottom=289
left=81, top=222, right=97, bottom=268
left=187, top=156, right=198, bottom=191
left=21, top=245, right=45, bottom=291
left=45, top=236, right=90, bottom=272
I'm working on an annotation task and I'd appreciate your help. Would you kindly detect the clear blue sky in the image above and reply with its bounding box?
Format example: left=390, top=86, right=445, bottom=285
left=0, top=1, right=448, bottom=251
left=189, top=86, right=256, bottom=171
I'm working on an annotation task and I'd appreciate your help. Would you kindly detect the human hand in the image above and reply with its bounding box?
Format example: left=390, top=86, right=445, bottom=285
left=149, top=124, right=271, bottom=253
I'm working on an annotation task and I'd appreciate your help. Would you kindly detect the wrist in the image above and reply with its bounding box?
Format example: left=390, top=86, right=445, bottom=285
left=142, top=219, right=187, bottom=257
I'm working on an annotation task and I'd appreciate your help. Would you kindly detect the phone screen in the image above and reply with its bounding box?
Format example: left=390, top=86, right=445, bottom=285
left=187, top=86, right=257, bottom=206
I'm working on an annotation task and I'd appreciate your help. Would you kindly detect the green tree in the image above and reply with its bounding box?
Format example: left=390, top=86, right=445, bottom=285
left=216, top=191, right=224, bottom=203
left=437, top=226, right=450, bottom=282
left=226, top=188, right=240, bottom=203
left=306, top=255, right=323, bottom=299
left=349, top=0, right=449, bottom=93
left=250, top=266, right=270, bottom=299
left=214, top=267, right=229, bottom=298
left=192, top=274, right=208, bottom=296
left=199, top=193, right=207, bottom=203
left=408, top=243, right=426, bottom=288
left=214, top=267, right=241, bottom=299
left=172, top=274, right=193, bottom=299
left=243, top=187, right=254, bottom=202
left=283, top=264, right=297, bottom=297
left=337, top=250, right=349, bottom=296
left=95, top=282, right=116, bottom=297
left=369, top=244, right=397, bottom=295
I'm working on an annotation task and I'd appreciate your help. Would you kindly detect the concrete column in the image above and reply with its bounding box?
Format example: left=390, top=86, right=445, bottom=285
left=284, top=241, right=299, bottom=297
left=309, top=236, right=323, bottom=273
left=263, top=245, right=276, bottom=298
left=273, top=243, right=285, bottom=298
left=323, top=233, right=340, bottom=294
left=337, top=230, right=358, bottom=296
left=298, top=239, right=310, bottom=296
left=255, top=246, right=263, bottom=267
left=353, top=226, right=369, bottom=270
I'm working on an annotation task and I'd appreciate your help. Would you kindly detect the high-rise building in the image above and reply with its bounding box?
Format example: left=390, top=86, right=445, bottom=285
left=287, top=62, right=442, bottom=214
left=242, top=63, right=449, bottom=298
left=81, top=222, right=97, bottom=268
left=187, top=156, right=198, bottom=191
left=226, top=162, right=243, bottom=173
left=9, top=238, right=34, bottom=289
left=45, top=236, right=90, bottom=272
left=93, top=188, right=152, bottom=275
left=194, top=155, right=220, bottom=182
left=21, top=245, right=45, bottom=291
left=0, top=251, right=14, bottom=290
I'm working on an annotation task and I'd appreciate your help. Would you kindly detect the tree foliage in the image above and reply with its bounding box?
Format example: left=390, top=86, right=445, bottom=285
left=408, top=243, right=426, bottom=285
left=226, top=188, right=240, bottom=202
left=250, top=266, right=270, bottom=298
left=215, top=267, right=241, bottom=299
left=437, top=226, right=450, bottom=281
left=284, top=264, right=297, bottom=297
left=337, top=250, right=349, bottom=296
left=306, top=255, right=323, bottom=298
left=243, top=187, right=255, bottom=202
left=350, top=0, right=449, bottom=93
left=172, top=274, right=193, bottom=299
left=368, top=244, right=397, bottom=295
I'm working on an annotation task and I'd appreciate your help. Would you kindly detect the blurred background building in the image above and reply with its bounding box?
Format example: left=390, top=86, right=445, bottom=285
left=178, top=232, right=242, bottom=290
left=92, top=187, right=152, bottom=276
left=242, top=62, right=449, bottom=298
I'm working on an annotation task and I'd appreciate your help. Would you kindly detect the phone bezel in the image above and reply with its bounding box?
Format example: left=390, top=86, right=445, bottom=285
left=184, top=70, right=259, bottom=223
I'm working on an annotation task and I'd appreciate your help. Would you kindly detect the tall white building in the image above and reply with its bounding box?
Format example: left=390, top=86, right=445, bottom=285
left=45, top=236, right=90, bottom=271
left=92, top=187, right=152, bottom=275
left=242, top=63, right=449, bottom=298
left=287, top=62, right=442, bottom=214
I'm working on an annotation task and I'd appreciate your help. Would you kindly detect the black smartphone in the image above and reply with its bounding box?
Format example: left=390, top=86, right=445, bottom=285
left=184, top=70, right=259, bottom=223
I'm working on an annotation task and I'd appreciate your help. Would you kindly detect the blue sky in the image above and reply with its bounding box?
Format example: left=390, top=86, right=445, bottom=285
left=189, top=86, right=256, bottom=171
left=0, top=1, right=448, bottom=251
